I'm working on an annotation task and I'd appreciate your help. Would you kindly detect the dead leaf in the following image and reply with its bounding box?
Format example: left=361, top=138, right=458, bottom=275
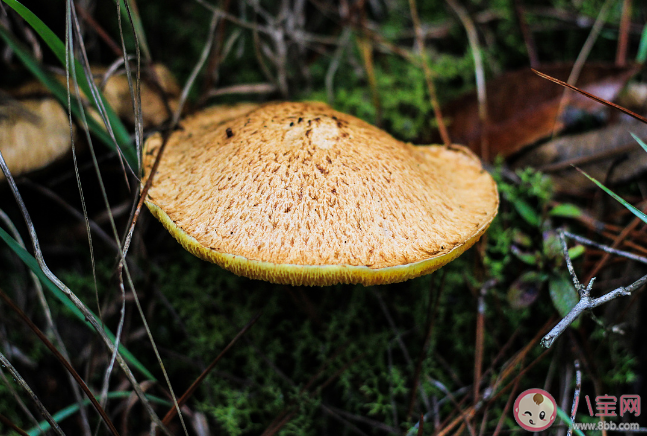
left=512, top=118, right=647, bottom=193
left=507, top=271, right=545, bottom=309
left=438, top=63, right=638, bottom=159
left=0, top=97, right=73, bottom=180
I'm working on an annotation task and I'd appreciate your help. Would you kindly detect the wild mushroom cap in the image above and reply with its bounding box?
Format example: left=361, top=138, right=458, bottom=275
left=0, top=98, right=72, bottom=181
left=13, top=63, right=181, bottom=128
left=142, top=102, right=499, bottom=286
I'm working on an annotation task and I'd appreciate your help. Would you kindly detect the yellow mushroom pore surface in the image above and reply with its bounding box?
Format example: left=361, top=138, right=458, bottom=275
left=143, top=102, right=498, bottom=285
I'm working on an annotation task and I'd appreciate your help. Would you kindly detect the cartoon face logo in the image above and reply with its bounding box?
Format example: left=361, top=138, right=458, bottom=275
left=513, top=388, right=557, bottom=431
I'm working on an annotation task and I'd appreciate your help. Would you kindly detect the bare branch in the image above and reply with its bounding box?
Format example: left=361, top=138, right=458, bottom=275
left=563, top=231, right=647, bottom=265
left=541, top=231, right=647, bottom=348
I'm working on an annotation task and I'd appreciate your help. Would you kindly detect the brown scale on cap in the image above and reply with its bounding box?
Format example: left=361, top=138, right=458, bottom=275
left=142, top=102, right=499, bottom=286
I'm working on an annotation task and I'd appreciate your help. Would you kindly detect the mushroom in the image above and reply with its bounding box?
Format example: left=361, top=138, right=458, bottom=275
left=12, top=63, right=181, bottom=128
left=0, top=97, right=73, bottom=181
left=99, top=63, right=181, bottom=127
left=142, top=102, right=499, bottom=286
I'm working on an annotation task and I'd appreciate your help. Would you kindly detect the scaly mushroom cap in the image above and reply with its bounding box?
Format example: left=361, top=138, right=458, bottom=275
left=142, top=102, right=499, bottom=286
left=0, top=98, right=72, bottom=181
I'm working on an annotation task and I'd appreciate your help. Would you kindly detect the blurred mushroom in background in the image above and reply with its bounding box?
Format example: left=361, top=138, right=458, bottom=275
left=0, top=94, right=73, bottom=181
left=11, top=63, right=181, bottom=128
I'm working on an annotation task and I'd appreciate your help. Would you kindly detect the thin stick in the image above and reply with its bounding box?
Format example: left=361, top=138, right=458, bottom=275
left=114, top=12, right=223, bottom=435
left=492, top=375, right=521, bottom=436
left=616, top=0, right=632, bottom=66
left=206, top=82, right=276, bottom=97
left=512, top=0, right=538, bottom=68
left=473, top=283, right=488, bottom=406
left=407, top=271, right=445, bottom=420
left=0, top=363, right=42, bottom=433
left=21, top=181, right=120, bottom=253
left=0, top=209, right=91, bottom=436
left=0, top=288, right=120, bottom=436
left=445, top=0, right=487, bottom=158
left=584, top=209, right=647, bottom=283
left=159, top=312, right=261, bottom=428
left=541, top=231, right=647, bottom=348
left=566, top=360, right=582, bottom=436
left=417, top=413, right=424, bottom=436
left=201, top=0, right=230, bottom=94
left=0, top=412, right=30, bottom=436
left=373, top=288, right=432, bottom=413
left=74, top=2, right=123, bottom=57
left=358, top=34, right=381, bottom=126
left=409, top=0, right=451, bottom=147
left=563, top=230, right=647, bottom=265
left=0, top=152, right=173, bottom=436
left=531, top=69, right=647, bottom=125
left=428, top=378, right=477, bottom=436
left=551, top=0, right=613, bottom=139
left=325, top=27, right=352, bottom=104
left=0, top=352, right=66, bottom=436
left=173, top=9, right=220, bottom=127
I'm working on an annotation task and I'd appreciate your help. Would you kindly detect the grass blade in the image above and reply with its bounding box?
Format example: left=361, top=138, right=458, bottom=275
left=637, top=21, right=647, bottom=64
left=0, top=353, right=66, bottom=436
left=25, top=392, right=172, bottom=436
left=556, top=406, right=586, bottom=436
left=631, top=132, right=647, bottom=153
left=118, top=0, right=150, bottom=61
left=0, top=288, right=121, bottom=436
left=0, top=226, right=155, bottom=381
left=576, top=167, right=647, bottom=225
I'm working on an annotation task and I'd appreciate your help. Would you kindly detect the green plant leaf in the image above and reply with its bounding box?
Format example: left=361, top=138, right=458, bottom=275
left=631, top=132, right=647, bottom=153
left=0, top=226, right=155, bottom=381
left=576, top=167, right=647, bottom=225
left=512, top=198, right=541, bottom=227
left=568, top=245, right=585, bottom=260
left=511, top=247, right=540, bottom=266
left=549, top=203, right=583, bottom=219
left=0, top=0, right=136, bottom=168
left=549, top=274, right=580, bottom=328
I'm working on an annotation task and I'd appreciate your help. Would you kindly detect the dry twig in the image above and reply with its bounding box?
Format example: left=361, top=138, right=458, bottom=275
left=566, top=360, right=581, bottom=436
left=541, top=230, right=647, bottom=348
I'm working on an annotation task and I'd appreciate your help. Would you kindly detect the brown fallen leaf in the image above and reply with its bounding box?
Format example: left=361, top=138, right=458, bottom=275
left=439, top=63, right=638, bottom=159
left=0, top=97, right=73, bottom=180
left=512, top=118, right=647, bottom=193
